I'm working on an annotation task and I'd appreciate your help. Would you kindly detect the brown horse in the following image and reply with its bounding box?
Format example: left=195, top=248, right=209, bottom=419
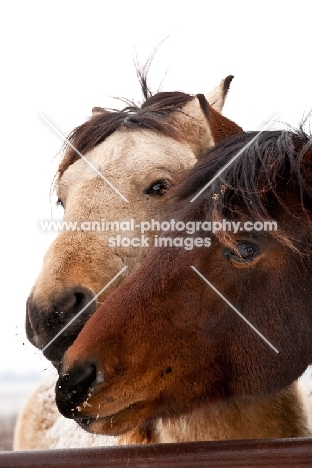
left=56, top=103, right=312, bottom=441
left=16, top=77, right=232, bottom=450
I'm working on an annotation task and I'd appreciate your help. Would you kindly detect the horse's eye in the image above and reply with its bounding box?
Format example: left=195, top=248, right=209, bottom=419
left=56, top=198, right=64, bottom=209
left=144, top=180, right=169, bottom=196
left=223, top=241, right=259, bottom=263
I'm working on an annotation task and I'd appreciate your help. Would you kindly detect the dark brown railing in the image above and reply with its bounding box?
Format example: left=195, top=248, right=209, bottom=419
left=1, top=438, right=312, bottom=468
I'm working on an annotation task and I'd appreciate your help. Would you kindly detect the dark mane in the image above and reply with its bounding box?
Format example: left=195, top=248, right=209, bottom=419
left=173, top=129, right=312, bottom=248
left=57, top=89, right=194, bottom=181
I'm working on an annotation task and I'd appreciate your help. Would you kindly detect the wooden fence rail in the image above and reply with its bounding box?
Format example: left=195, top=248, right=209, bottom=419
left=1, top=438, right=312, bottom=468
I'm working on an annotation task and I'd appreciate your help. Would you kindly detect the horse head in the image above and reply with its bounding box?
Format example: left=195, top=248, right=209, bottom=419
left=55, top=119, right=312, bottom=436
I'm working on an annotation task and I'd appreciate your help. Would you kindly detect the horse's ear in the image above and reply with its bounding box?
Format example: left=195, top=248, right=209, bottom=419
left=92, top=106, right=108, bottom=116
left=197, top=93, right=243, bottom=145
left=177, top=76, right=235, bottom=157
left=205, top=75, right=234, bottom=113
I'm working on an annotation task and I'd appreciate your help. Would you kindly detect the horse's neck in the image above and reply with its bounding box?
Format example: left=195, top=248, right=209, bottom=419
left=155, top=383, right=310, bottom=443
left=118, top=382, right=310, bottom=444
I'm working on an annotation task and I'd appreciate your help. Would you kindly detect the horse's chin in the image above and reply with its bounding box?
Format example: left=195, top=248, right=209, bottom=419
left=74, top=401, right=153, bottom=436
left=76, top=417, right=135, bottom=436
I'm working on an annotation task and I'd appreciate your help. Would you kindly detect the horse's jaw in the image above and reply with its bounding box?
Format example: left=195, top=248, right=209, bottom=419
left=74, top=401, right=152, bottom=436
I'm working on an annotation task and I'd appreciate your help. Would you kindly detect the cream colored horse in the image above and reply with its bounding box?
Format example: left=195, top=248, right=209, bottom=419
left=15, top=77, right=231, bottom=450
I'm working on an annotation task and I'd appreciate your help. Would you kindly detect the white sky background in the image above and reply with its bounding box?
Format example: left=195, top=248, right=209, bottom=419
left=1, top=0, right=312, bottom=378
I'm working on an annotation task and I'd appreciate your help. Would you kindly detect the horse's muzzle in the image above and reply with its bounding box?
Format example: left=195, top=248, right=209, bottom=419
left=26, top=286, right=96, bottom=365
left=56, top=361, right=100, bottom=418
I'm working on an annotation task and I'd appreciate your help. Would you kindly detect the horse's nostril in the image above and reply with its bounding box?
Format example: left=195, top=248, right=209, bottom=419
left=74, top=292, right=86, bottom=310
left=54, top=289, right=94, bottom=325
left=69, top=363, right=97, bottom=392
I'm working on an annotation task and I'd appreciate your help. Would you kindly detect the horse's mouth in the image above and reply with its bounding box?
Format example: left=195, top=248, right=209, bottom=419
left=74, top=401, right=148, bottom=435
